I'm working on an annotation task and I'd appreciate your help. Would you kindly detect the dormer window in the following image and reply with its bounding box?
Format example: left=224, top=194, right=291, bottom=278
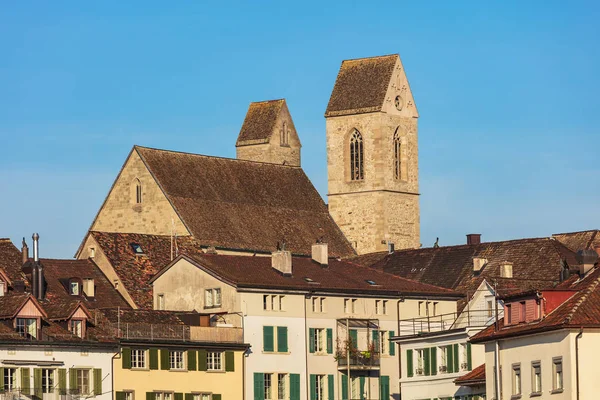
left=16, top=318, right=37, bottom=339
left=70, top=281, right=80, bottom=295
left=0, top=281, right=5, bottom=297
left=70, top=319, right=84, bottom=338
left=130, top=243, right=144, bottom=255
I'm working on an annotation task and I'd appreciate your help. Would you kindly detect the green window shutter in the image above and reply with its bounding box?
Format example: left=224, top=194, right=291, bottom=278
left=290, top=374, right=300, bottom=400
left=431, top=347, right=437, bottom=375
left=34, top=368, right=42, bottom=399
left=69, top=368, right=77, bottom=393
left=328, top=375, right=334, bottom=400
left=93, top=368, right=102, bottom=395
left=174, top=393, right=183, bottom=400
left=187, top=350, right=197, bottom=371
left=389, top=331, right=395, bottom=355
left=149, top=348, right=159, bottom=370
left=424, top=348, right=431, bottom=376
left=185, top=394, right=193, bottom=400
left=263, top=326, right=274, bottom=352
left=326, top=329, right=333, bottom=354
left=447, top=345, right=454, bottom=373
left=380, top=375, right=390, bottom=399
left=58, top=369, right=66, bottom=395
left=253, top=373, right=264, bottom=400
left=198, top=349, right=207, bottom=371
left=122, top=347, right=132, bottom=369
left=225, top=351, right=235, bottom=372
left=20, top=368, right=30, bottom=394
left=277, top=326, right=288, bottom=353
left=453, top=344, right=459, bottom=373
left=359, top=376, right=365, bottom=400
left=146, top=392, right=154, bottom=400
left=212, top=395, right=221, bottom=400
left=341, top=374, right=348, bottom=400
left=0, top=368, right=4, bottom=392
left=160, top=349, right=170, bottom=370
left=406, top=349, right=414, bottom=377
left=349, top=329, right=358, bottom=348
left=372, top=330, right=379, bottom=351
left=310, top=375, right=317, bottom=400
left=309, top=328, right=315, bottom=353
left=116, top=392, right=126, bottom=400
left=467, top=342, right=472, bottom=370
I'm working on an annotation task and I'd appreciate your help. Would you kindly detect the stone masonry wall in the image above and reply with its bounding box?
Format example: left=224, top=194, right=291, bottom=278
left=91, top=150, right=190, bottom=236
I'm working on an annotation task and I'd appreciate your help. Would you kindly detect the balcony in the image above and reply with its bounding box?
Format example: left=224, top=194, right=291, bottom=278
left=335, top=318, right=380, bottom=370
left=398, top=309, right=499, bottom=337
left=105, top=322, right=244, bottom=344
left=337, top=351, right=381, bottom=370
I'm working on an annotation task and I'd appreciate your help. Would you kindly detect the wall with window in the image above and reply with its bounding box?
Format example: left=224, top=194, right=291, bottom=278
left=483, top=329, right=572, bottom=400
left=152, top=258, right=239, bottom=314
left=115, top=345, right=244, bottom=400
left=0, top=345, right=114, bottom=400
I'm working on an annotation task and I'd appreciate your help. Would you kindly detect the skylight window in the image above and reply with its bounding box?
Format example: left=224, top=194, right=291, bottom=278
left=130, top=243, right=144, bottom=255
left=366, top=280, right=377, bottom=285
left=304, top=277, right=314, bottom=282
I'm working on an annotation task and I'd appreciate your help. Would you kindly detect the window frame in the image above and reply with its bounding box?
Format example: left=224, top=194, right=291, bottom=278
left=169, top=350, right=185, bottom=371
left=393, top=129, right=402, bottom=180
left=552, top=357, right=563, bottom=392
left=76, top=369, right=90, bottom=395
left=204, top=288, right=221, bottom=308
left=4, top=368, right=17, bottom=391
left=349, top=129, right=364, bottom=181
left=16, top=317, right=37, bottom=338
left=314, top=328, right=325, bottom=354
left=131, top=349, right=147, bottom=369
left=41, top=368, right=55, bottom=394
left=207, top=351, right=223, bottom=371
left=531, top=361, right=542, bottom=395
left=512, top=363, right=522, bottom=396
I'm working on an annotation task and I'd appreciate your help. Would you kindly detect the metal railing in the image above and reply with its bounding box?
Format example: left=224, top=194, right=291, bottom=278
left=337, top=351, right=381, bottom=369
left=398, top=309, right=501, bottom=337
left=104, top=322, right=244, bottom=343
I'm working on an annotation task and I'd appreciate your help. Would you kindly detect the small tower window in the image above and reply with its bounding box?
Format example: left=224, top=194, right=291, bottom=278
left=349, top=129, right=364, bottom=181
left=134, top=179, right=142, bottom=204
left=281, top=122, right=289, bottom=146
left=393, top=128, right=402, bottom=180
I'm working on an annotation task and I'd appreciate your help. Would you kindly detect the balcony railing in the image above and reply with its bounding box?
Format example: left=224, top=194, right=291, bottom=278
left=337, top=351, right=380, bottom=369
left=398, top=309, right=500, bottom=337
left=104, top=322, right=244, bottom=344
left=0, top=389, right=88, bottom=400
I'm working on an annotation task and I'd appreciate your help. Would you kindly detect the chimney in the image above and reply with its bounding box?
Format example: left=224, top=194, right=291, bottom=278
left=472, top=257, right=487, bottom=274
left=32, top=233, right=45, bottom=300
left=21, top=238, right=29, bottom=265
left=387, top=242, right=395, bottom=254
left=500, top=262, right=513, bottom=278
left=311, top=242, right=328, bottom=267
left=272, top=250, right=292, bottom=276
left=32, top=233, right=39, bottom=262
left=83, top=278, right=95, bottom=298
left=577, top=249, right=598, bottom=276
left=466, top=234, right=481, bottom=245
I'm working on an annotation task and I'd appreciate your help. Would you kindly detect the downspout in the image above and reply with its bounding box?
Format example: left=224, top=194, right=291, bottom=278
left=576, top=327, right=583, bottom=400
left=112, top=345, right=121, bottom=400
left=494, top=340, right=501, bottom=400
left=397, top=299, right=402, bottom=391
left=304, top=294, right=310, bottom=400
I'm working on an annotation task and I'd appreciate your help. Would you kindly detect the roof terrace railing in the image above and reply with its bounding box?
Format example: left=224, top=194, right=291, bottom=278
left=105, top=322, right=244, bottom=343
left=398, top=309, right=500, bottom=337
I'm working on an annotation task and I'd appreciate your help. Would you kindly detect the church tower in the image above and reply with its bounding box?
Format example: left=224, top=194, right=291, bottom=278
left=236, top=99, right=302, bottom=166
left=325, top=54, right=420, bottom=254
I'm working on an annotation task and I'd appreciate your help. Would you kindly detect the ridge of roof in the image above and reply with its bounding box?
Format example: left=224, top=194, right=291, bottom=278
left=392, top=236, right=557, bottom=254
left=341, top=54, right=398, bottom=63
left=134, top=145, right=301, bottom=169
left=552, top=228, right=599, bottom=236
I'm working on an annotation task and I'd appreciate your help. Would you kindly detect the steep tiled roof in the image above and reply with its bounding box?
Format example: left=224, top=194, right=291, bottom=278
left=236, top=99, right=285, bottom=144
left=552, top=229, right=600, bottom=253
left=454, top=364, right=486, bottom=386
left=136, top=146, right=355, bottom=258
left=0, top=294, right=41, bottom=319
left=90, top=231, right=206, bottom=309
left=0, top=239, right=26, bottom=283
left=153, top=253, right=462, bottom=298
left=472, top=267, right=600, bottom=343
left=363, top=237, right=577, bottom=311
left=325, top=54, right=397, bottom=117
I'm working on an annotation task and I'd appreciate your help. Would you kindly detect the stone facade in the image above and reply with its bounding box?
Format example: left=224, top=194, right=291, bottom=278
left=90, top=149, right=189, bottom=236
left=326, top=56, right=420, bottom=254
left=236, top=101, right=302, bottom=166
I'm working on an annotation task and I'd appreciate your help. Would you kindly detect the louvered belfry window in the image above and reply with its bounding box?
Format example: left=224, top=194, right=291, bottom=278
left=349, top=129, right=364, bottom=180
left=394, top=129, right=402, bottom=180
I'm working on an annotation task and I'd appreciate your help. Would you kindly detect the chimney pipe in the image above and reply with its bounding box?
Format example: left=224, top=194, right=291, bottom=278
left=311, top=242, right=328, bottom=267
left=32, top=233, right=39, bottom=262
left=466, top=234, right=481, bottom=245
left=577, top=249, right=598, bottom=276
left=21, top=238, right=29, bottom=265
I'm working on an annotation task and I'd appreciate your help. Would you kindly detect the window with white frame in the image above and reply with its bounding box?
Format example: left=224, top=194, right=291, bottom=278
left=169, top=350, right=185, bottom=370
left=532, top=361, right=542, bottom=394
left=315, top=375, right=325, bottom=400
left=279, top=295, right=285, bottom=311
left=277, top=374, right=287, bottom=400
left=440, top=346, right=448, bottom=372
left=154, top=392, right=173, bottom=400
left=433, top=302, right=438, bottom=316
left=132, top=349, right=146, bottom=369
left=553, top=357, right=563, bottom=391
left=418, top=301, right=423, bottom=316
left=314, top=328, right=325, bottom=353
left=205, top=288, right=221, bottom=308
left=0, top=281, right=5, bottom=296
left=16, top=318, right=37, bottom=338
left=76, top=369, right=90, bottom=394
left=460, top=343, right=469, bottom=370
left=416, top=349, right=425, bottom=375
left=123, top=392, right=134, bottom=400
left=157, top=294, right=165, bottom=310
left=41, top=369, right=54, bottom=393
left=193, top=394, right=212, bottom=400
left=264, top=373, right=272, bottom=400
left=70, top=281, right=80, bottom=295
left=207, top=352, right=222, bottom=371
left=263, top=295, right=269, bottom=311
left=70, top=319, right=83, bottom=338
left=379, top=331, right=388, bottom=355
left=512, top=363, right=521, bottom=395
left=312, top=297, right=325, bottom=313
left=344, top=298, right=356, bottom=314
left=350, top=376, right=361, bottom=399
left=4, top=368, right=17, bottom=391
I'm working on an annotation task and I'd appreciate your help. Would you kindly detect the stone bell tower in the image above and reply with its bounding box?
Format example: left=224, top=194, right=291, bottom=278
left=325, top=54, right=420, bottom=255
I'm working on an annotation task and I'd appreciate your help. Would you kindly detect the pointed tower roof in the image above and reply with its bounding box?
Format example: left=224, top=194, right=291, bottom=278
left=325, top=54, right=399, bottom=117
left=236, top=99, right=287, bottom=145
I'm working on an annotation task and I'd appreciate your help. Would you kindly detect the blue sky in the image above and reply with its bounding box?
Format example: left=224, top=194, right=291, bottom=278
left=1, top=1, right=599, bottom=258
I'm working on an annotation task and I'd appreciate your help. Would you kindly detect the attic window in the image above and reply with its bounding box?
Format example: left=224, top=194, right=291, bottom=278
left=130, top=243, right=144, bottom=255
left=70, top=281, right=80, bottom=295
left=304, top=277, right=320, bottom=284
left=366, top=280, right=377, bottom=286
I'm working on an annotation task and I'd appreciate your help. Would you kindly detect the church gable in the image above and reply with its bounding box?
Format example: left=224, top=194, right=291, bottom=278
left=236, top=99, right=300, bottom=147
left=380, top=56, right=419, bottom=118
left=89, top=148, right=189, bottom=237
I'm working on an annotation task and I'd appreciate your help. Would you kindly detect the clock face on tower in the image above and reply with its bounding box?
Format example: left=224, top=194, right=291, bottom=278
left=394, top=95, right=404, bottom=111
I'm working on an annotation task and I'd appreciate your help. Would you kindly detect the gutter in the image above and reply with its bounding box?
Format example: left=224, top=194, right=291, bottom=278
left=576, top=327, right=583, bottom=400
left=494, top=340, right=501, bottom=400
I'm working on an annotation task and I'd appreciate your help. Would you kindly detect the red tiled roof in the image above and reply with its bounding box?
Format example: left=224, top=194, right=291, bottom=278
left=552, top=229, right=600, bottom=253
left=153, top=253, right=462, bottom=298
left=0, top=239, right=26, bottom=284
left=361, top=237, right=577, bottom=311
left=236, top=99, right=285, bottom=144
left=135, top=146, right=355, bottom=258
left=455, top=364, right=486, bottom=386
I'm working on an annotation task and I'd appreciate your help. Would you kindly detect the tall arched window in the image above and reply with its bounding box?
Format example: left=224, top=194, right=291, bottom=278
left=349, top=129, right=364, bottom=181
left=134, top=178, right=142, bottom=204
left=281, top=122, right=289, bottom=146
left=393, top=129, right=402, bottom=180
